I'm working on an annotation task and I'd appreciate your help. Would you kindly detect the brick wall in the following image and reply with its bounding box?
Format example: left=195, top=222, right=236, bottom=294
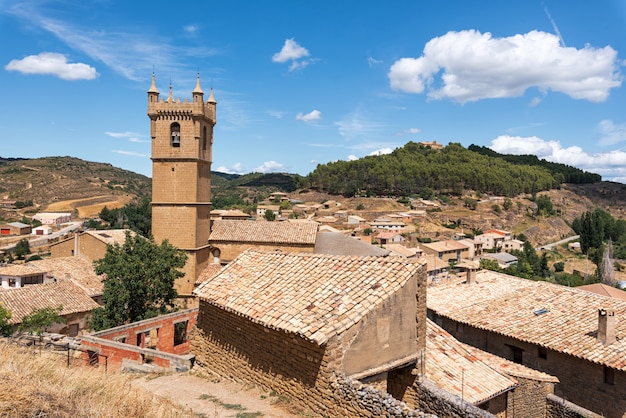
left=80, top=309, right=197, bottom=372
left=546, top=394, right=604, bottom=418
left=436, top=316, right=626, bottom=418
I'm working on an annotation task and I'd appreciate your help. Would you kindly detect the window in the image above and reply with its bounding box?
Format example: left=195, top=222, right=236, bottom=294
left=170, top=123, right=180, bottom=147
left=538, top=346, right=547, bottom=360
left=507, top=345, right=523, bottom=364
left=174, top=321, right=188, bottom=346
left=202, top=126, right=207, bottom=151
left=604, top=366, right=615, bottom=385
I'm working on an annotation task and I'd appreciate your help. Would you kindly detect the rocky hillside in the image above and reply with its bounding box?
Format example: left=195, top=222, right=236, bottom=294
left=0, top=156, right=151, bottom=220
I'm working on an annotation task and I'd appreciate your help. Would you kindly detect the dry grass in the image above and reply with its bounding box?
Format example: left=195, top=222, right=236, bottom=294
left=0, top=343, right=194, bottom=417
left=44, top=195, right=132, bottom=218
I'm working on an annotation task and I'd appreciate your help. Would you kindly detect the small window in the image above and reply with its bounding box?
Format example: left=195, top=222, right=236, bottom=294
left=509, top=345, right=523, bottom=364
left=604, top=366, right=615, bottom=385
left=538, top=346, right=547, bottom=360
left=170, top=123, right=181, bottom=147
left=174, top=321, right=188, bottom=346
left=202, top=126, right=207, bottom=151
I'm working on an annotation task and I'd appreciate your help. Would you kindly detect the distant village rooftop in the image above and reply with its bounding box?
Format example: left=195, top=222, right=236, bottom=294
left=209, top=219, right=318, bottom=245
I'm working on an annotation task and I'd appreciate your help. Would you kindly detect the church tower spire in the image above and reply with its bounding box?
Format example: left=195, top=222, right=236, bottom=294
left=148, top=75, right=216, bottom=297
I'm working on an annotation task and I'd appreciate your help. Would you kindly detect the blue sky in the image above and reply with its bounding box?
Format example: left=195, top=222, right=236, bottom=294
left=1, top=1, right=625, bottom=183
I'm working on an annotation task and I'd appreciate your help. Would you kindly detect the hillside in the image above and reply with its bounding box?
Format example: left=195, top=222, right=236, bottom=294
left=0, top=156, right=151, bottom=220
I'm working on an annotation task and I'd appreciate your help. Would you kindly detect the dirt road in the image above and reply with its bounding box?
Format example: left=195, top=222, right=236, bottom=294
left=132, top=372, right=303, bottom=418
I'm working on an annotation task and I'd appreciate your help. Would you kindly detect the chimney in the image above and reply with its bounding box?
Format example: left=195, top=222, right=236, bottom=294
left=466, top=267, right=477, bottom=285
left=598, top=308, right=616, bottom=346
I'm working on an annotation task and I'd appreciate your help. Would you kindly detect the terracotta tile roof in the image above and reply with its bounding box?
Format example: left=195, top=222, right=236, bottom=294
left=209, top=220, right=318, bottom=245
left=0, top=264, right=47, bottom=277
left=578, top=283, right=626, bottom=302
left=0, top=280, right=99, bottom=324
left=427, top=270, right=626, bottom=371
left=0, top=258, right=104, bottom=297
left=462, top=341, right=559, bottom=383
left=84, top=229, right=134, bottom=245
left=375, top=231, right=403, bottom=240
left=195, top=250, right=425, bottom=345
left=421, top=240, right=470, bottom=253
left=195, top=262, right=224, bottom=285
left=384, top=244, right=420, bottom=258
left=426, top=319, right=518, bottom=405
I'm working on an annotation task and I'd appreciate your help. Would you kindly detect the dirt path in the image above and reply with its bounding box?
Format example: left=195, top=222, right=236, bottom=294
left=132, top=372, right=301, bottom=418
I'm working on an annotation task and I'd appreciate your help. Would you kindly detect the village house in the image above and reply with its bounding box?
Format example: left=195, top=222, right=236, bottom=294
left=427, top=269, right=626, bottom=418
left=0, top=257, right=104, bottom=302
left=268, top=192, right=289, bottom=202
left=208, top=219, right=318, bottom=263
left=474, top=229, right=511, bottom=251
left=210, top=209, right=250, bottom=221
left=32, top=212, right=72, bottom=226
left=420, top=239, right=471, bottom=263
left=192, top=250, right=429, bottom=416
left=417, top=140, right=443, bottom=150
left=346, top=214, right=366, bottom=225
left=255, top=204, right=280, bottom=218
left=384, top=244, right=422, bottom=258
left=0, top=221, right=31, bottom=236
left=480, top=252, right=518, bottom=269
left=374, top=230, right=405, bottom=245
left=0, top=280, right=99, bottom=336
left=502, top=238, right=524, bottom=253
left=425, top=318, right=560, bottom=417
left=0, top=200, right=16, bottom=208
left=50, top=229, right=134, bottom=262
left=370, top=216, right=406, bottom=231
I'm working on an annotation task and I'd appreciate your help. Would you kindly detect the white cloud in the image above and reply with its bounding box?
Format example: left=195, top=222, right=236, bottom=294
left=368, top=56, right=382, bottom=67
left=296, top=110, right=321, bottom=122
left=7, top=4, right=219, bottom=82
left=388, top=30, right=622, bottom=103
left=112, top=150, right=149, bottom=158
left=215, top=163, right=246, bottom=175
left=5, top=52, right=97, bottom=80
left=597, top=119, right=626, bottom=146
left=490, top=135, right=626, bottom=182
left=369, top=148, right=393, bottom=156
left=267, top=110, right=285, bottom=119
left=254, top=161, right=286, bottom=173
left=272, top=38, right=309, bottom=63
left=395, top=128, right=421, bottom=136
left=348, top=155, right=358, bottom=161
left=105, top=131, right=142, bottom=139
left=272, top=38, right=316, bottom=72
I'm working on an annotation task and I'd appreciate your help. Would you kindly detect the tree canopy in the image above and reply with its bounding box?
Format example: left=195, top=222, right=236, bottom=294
left=304, top=142, right=601, bottom=197
left=90, top=232, right=187, bottom=331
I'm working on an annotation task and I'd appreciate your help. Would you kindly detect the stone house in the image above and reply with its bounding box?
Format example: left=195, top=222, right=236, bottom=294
left=208, top=219, right=318, bottom=263
left=420, top=239, right=471, bottom=263
left=385, top=244, right=422, bottom=258
left=375, top=231, right=405, bottom=245
left=0, top=257, right=103, bottom=302
left=346, top=214, right=366, bottom=225
left=427, top=270, right=626, bottom=418
left=502, top=239, right=524, bottom=253
left=0, top=280, right=99, bottom=336
left=370, top=216, right=406, bottom=231
left=50, top=229, right=134, bottom=261
left=256, top=204, right=280, bottom=218
left=0, top=222, right=31, bottom=236
left=474, top=230, right=510, bottom=251
left=425, top=318, right=560, bottom=418
left=192, top=250, right=428, bottom=416
left=210, top=209, right=250, bottom=220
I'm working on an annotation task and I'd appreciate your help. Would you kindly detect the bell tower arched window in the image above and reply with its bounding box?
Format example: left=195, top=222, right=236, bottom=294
left=171, top=123, right=181, bottom=147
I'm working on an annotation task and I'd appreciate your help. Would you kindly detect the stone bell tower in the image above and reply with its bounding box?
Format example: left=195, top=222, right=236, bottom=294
left=148, top=73, right=216, bottom=296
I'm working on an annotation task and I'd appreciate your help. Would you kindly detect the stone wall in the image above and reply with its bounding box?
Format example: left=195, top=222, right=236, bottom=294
left=192, top=301, right=433, bottom=417
left=436, top=315, right=626, bottom=418
left=546, top=394, right=604, bottom=418
left=211, top=241, right=314, bottom=263
left=408, top=378, right=496, bottom=418
left=507, top=377, right=554, bottom=418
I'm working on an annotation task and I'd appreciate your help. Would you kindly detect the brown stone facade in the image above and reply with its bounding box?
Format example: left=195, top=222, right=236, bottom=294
left=433, top=315, right=626, bottom=418
left=50, top=233, right=107, bottom=260
left=80, top=308, right=197, bottom=372
left=149, top=75, right=215, bottom=295
left=211, top=241, right=314, bottom=264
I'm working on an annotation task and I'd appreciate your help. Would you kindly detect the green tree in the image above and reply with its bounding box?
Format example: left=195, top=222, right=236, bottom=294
left=502, top=198, right=513, bottom=211
left=264, top=209, right=276, bottom=221
left=13, top=239, right=31, bottom=260
left=19, top=306, right=63, bottom=336
left=479, top=258, right=501, bottom=272
left=0, top=304, right=12, bottom=336
left=90, top=232, right=186, bottom=331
